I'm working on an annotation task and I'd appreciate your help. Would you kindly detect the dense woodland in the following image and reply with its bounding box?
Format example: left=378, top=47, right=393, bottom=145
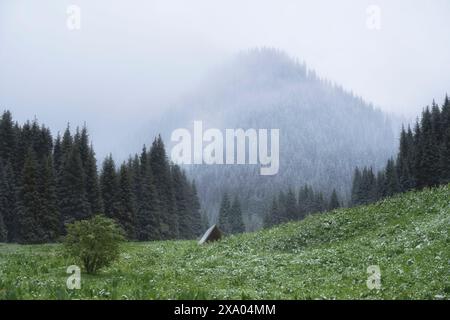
left=263, top=95, right=450, bottom=228
left=262, top=185, right=340, bottom=229
left=0, top=112, right=204, bottom=244
left=1, top=95, right=448, bottom=242
left=351, top=96, right=450, bottom=205
left=217, top=193, right=246, bottom=234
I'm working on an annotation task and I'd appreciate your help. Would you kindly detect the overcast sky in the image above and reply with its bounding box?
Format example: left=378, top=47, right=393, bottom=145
left=1, top=0, right=449, bottom=158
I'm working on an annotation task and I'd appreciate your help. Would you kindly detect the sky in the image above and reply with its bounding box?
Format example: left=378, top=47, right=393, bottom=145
left=1, top=0, right=449, bottom=159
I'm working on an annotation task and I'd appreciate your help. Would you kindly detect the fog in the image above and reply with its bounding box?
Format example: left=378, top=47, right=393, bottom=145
left=1, top=0, right=449, bottom=160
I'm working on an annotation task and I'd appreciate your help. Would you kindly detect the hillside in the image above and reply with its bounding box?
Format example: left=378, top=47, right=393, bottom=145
left=151, top=48, right=399, bottom=226
left=0, top=184, right=449, bottom=299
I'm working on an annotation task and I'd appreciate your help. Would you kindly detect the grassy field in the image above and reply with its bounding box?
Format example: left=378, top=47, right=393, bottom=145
left=0, top=185, right=449, bottom=300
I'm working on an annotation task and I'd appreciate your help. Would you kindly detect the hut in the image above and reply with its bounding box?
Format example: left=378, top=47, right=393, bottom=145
left=198, top=224, right=223, bottom=245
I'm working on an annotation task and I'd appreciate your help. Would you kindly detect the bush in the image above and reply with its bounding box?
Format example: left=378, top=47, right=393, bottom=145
left=64, top=215, right=124, bottom=274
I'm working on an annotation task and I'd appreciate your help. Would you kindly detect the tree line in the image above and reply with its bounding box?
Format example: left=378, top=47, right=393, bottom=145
left=217, top=193, right=245, bottom=234
left=0, top=111, right=203, bottom=243
left=351, top=96, right=450, bottom=205
left=263, top=185, right=341, bottom=228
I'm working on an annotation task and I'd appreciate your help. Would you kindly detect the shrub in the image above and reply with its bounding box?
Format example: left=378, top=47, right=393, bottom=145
left=64, top=215, right=124, bottom=274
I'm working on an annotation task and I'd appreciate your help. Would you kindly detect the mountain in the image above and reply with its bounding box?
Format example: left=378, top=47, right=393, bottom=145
left=152, top=48, right=398, bottom=228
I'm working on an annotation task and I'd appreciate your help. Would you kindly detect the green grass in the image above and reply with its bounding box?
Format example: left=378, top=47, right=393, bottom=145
left=1, top=185, right=449, bottom=299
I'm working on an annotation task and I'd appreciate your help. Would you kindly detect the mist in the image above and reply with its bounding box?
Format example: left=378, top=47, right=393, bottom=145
left=1, top=0, right=449, bottom=160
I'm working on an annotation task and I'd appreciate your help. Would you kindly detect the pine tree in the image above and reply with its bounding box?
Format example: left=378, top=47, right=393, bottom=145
left=440, top=127, right=450, bottom=184
left=351, top=168, right=362, bottom=206
left=285, top=188, right=297, bottom=221
left=277, top=190, right=289, bottom=223
left=328, top=189, right=340, bottom=210
left=218, top=192, right=231, bottom=233
left=313, top=192, right=327, bottom=213
left=37, top=155, right=60, bottom=241
left=117, top=163, right=136, bottom=239
left=385, top=158, right=400, bottom=196
left=100, top=155, right=119, bottom=218
left=263, top=197, right=279, bottom=228
left=53, top=133, right=63, bottom=171
left=416, top=107, right=440, bottom=188
left=0, top=208, right=6, bottom=242
left=375, top=171, right=386, bottom=200
left=149, top=136, right=177, bottom=239
left=440, top=96, right=450, bottom=183
left=298, top=184, right=315, bottom=217
left=135, top=147, right=160, bottom=241
left=57, top=142, right=91, bottom=229
left=0, top=111, right=17, bottom=163
left=229, top=196, right=245, bottom=234
left=189, top=181, right=203, bottom=238
left=171, top=164, right=189, bottom=238
left=85, top=145, right=103, bottom=214
left=397, top=126, right=414, bottom=192
left=0, top=161, right=17, bottom=242
left=15, top=148, right=41, bottom=243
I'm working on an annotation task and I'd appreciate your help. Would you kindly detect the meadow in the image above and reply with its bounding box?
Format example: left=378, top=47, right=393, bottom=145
left=0, top=185, right=449, bottom=300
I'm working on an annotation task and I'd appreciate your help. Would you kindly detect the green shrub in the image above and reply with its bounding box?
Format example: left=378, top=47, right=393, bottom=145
left=64, top=215, right=124, bottom=274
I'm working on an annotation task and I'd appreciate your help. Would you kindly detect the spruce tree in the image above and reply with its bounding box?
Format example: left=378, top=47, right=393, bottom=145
left=135, top=147, right=160, bottom=240
left=100, top=155, right=119, bottom=218
left=229, top=196, right=245, bottom=234
left=328, top=189, right=340, bottom=210
left=263, top=197, right=279, bottom=228
left=0, top=161, right=17, bottom=242
left=57, top=142, right=91, bottom=228
left=117, top=163, right=136, bottom=239
left=189, top=181, right=203, bottom=238
left=440, top=126, right=450, bottom=184
left=397, top=126, right=414, bottom=192
left=218, top=192, right=231, bottom=233
left=0, top=111, right=16, bottom=163
left=85, top=145, right=103, bottom=214
left=416, top=107, right=440, bottom=188
left=171, top=164, right=189, bottom=238
left=149, top=136, right=177, bottom=239
left=351, top=168, right=362, bottom=206
left=0, top=208, right=6, bottom=242
left=53, top=133, right=63, bottom=171
left=285, top=188, right=297, bottom=220
left=385, top=158, right=400, bottom=196
left=15, top=148, right=41, bottom=243
left=37, top=155, right=60, bottom=241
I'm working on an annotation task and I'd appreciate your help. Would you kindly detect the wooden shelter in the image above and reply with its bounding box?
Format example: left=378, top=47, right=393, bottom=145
left=198, top=224, right=223, bottom=245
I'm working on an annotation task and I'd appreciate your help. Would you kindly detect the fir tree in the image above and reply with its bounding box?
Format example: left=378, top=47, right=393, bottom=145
left=385, top=158, right=400, bottom=197
left=263, top=197, right=279, bottom=228
left=0, top=208, right=6, bottom=242
left=117, top=163, right=136, bottom=239
left=85, top=145, right=103, bottom=214
left=15, top=148, right=41, bottom=243
left=218, top=192, right=231, bottom=233
left=229, top=196, right=245, bottom=234
left=100, top=155, right=119, bottom=218
left=135, top=147, right=160, bottom=240
left=37, top=155, right=60, bottom=241
left=0, top=111, right=16, bottom=163
left=189, top=181, right=203, bottom=237
left=328, top=189, right=340, bottom=210
left=149, top=136, right=177, bottom=239
left=57, top=143, right=91, bottom=228
left=285, top=188, right=297, bottom=221
left=0, top=161, right=17, bottom=242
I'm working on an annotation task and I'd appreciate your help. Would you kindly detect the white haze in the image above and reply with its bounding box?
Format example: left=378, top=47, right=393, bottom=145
left=1, top=0, right=449, bottom=160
